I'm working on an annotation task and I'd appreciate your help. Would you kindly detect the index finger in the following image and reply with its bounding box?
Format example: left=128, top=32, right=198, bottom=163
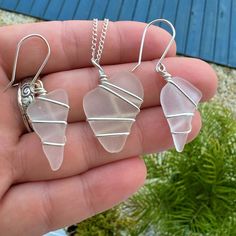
left=0, top=20, right=176, bottom=81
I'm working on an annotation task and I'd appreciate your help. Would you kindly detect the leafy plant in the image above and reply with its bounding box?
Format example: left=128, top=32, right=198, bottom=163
left=126, top=102, right=236, bottom=235
left=73, top=207, right=135, bottom=236
left=72, top=101, right=236, bottom=235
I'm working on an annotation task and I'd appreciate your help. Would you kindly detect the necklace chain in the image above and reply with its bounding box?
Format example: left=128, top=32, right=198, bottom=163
left=91, top=18, right=109, bottom=63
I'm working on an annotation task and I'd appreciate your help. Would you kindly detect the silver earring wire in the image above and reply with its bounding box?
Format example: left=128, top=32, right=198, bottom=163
left=131, top=19, right=176, bottom=72
left=132, top=19, right=197, bottom=106
left=4, top=33, right=51, bottom=92
left=132, top=18, right=200, bottom=144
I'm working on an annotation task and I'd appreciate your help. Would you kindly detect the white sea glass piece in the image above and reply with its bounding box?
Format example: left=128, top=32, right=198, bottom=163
left=83, top=72, right=144, bottom=153
left=27, top=89, right=69, bottom=171
left=160, top=77, right=202, bottom=152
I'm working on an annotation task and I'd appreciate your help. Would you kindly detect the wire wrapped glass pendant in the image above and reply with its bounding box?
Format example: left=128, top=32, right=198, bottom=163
left=83, top=72, right=143, bottom=153
left=27, top=89, right=69, bottom=171
left=160, top=76, right=202, bottom=152
left=5, top=34, right=70, bottom=171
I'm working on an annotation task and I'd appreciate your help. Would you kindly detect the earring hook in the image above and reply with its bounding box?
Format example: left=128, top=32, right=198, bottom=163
left=4, top=33, right=51, bottom=92
left=131, top=19, right=176, bottom=72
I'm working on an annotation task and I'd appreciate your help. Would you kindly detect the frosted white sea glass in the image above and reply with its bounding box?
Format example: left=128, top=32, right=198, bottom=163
left=83, top=72, right=144, bottom=153
left=27, top=89, right=69, bottom=171
left=160, top=77, right=202, bottom=152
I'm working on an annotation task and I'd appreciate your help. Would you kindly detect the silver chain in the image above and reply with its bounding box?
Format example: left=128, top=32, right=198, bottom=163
left=91, top=18, right=109, bottom=63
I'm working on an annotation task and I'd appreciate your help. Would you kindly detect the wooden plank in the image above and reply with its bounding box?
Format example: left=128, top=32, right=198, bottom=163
left=0, top=0, right=235, bottom=67
left=185, top=0, right=205, bottom=57
left=200, top=0, right=218, bottom=61
left=57, top=0, right=80, bottom=20
left=30, top=0, right=50, bottom=18
left=146, top=0, right=165, bottom=22
left=174, top=0, right=193, bottom=53
left=133, top=0, right=151, bottom=22
left=214, top=0, right=231, bottom=65
left=73, top=0, right=94, bottom=20
left=43, top=0, right=64, bottom=20
left=16, top=0, right=34, bottom=13
left=119, top=0, right=138, bottom=20
left=161, top=0, right=179, bottom=33
left=229, top=0, right=236, bottom=66
left=104, top=0, right=124, bottom=21
left=1, top=0, right=18, bottom=9
left=89, top=0, right=109, bottom=20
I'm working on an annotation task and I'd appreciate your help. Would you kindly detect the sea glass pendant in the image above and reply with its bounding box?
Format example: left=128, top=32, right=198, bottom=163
left=160, top=77, right=202, bottom=152
left=83, top=72, right=144, bottom=153
left=27, top=89, right=69, bottom=171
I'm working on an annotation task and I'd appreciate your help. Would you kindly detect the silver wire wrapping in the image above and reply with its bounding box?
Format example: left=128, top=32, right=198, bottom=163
left=18, top=78, right=69, bottom=147
left=94, top=88, right=141, bottom=137
left=87, top=59, right=143, bottom=138
left=157, top=64, right=196, bottom=135
left=29, top=91, right=69, bottom=147
left=14, top=34, right=69, bottom=148
left=131, top=18, right=199, bottom=140
left=18, top=77, right=70, bottom=146
left=4, top=33, right=69, bottom=170
left=85, top=19, right=143, bottom=139
left=5, top=33, right=51, bottom=132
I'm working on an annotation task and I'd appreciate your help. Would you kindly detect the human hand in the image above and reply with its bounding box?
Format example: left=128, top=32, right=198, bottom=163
left=0, top=21, right=217, bottom=235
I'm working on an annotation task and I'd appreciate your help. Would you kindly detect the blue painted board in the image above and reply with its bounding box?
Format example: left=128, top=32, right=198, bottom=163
left=147, top=0, right=165, bottom=22
left=185, top=0, right=205, bottom=57
left=133, top=0, right=150, bottom=22
left=0, top=0, right=235, bottom=68
left=1, top=0, right=18, bottom=9
left=229, top=0, right=236, bottom=66
left=175, top=0, right=193, bottom=53
left=104, top=0, right=124, bottom=21
left=119, top=0, right=138, bottom=21
left=30, top=0, right=50, bottom=18
left=44, top=0, right=65, bottom=20
left=57, top=0, right=79, bottom=20
left=89, top=0, right=109, bottom=19
left=73, top=0, right=94, bottom=20
left=16, top=0, right=34, bottom=12
left=200, top=0, right=218, bottom=61
left=214, top=0, right=231, bottom=64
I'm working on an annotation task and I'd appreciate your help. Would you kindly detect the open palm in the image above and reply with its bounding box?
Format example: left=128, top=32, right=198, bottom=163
left=0, top=20, right=217, bottom=235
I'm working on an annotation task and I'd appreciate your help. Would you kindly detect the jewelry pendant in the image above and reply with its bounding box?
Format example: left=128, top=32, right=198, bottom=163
left=132, top=19, right=203, bottom=152
left=27, top=86, right=69, bottom=171
left=83, top=71, right=143, bottom=153
left=160, top=76, right=202, bottom=152
left=18, top=79, right=70, bottom=171
left=5, top=33, right=70, bottom=171
left=86, top=19, right=143, bottom=153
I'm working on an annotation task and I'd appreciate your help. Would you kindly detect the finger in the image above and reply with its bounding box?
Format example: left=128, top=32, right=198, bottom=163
left=0, top=66, right=24, bottom=137
left=41, top=57, right=217, bottom=122
left=0, top=86, right=23, bottom=138
left=0, top=157, right=146, bottom=235
left=16, top=106, right=201, bottom=182
left=0, top=21, right=176, bottom=81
